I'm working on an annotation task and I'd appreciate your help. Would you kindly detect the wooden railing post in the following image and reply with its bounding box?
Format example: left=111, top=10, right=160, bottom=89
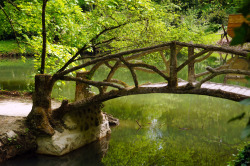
left=188, top=46, right=195, bottom=83
left=75, top=71, right=93, bottom=101
left=169, top=42, right=178, bottom=88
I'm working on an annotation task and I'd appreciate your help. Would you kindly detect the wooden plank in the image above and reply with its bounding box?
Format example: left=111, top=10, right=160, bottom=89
left=219, top=85, right=231, bottom=91
left=209, top=84, right=222, bottom=90
left=237, top=88, right=247, bottom=94
left=178, top=82, right=188, bottom=87
left=222, top=86, right=235, bottom=92
left=205, top=83, right=217, bottom=89
left=243, top=90, right=250, bottom=96
left=140, top=81, right=250, bottom=97
left=229, top=87, right=241, bottom=94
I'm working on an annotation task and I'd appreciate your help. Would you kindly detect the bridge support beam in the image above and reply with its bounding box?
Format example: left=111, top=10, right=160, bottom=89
left=188, top=46, right=195, bottom=83
left=35, top=71, right=111, bottom=156
left=169, top=42, right=178, bottom=88
left=75, top=71, right=93, bottom=101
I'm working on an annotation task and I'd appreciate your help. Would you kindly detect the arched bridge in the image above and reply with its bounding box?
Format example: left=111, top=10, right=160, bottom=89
left=27, top=41, right=250, bottom=154
left=57, top=41, right=250, bottom=110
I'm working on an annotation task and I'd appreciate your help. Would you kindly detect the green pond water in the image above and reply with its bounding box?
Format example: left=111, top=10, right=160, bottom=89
left=1, top=58, right=250, bottom=165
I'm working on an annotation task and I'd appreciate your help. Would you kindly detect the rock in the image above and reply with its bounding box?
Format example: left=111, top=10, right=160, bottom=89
left=104, top=112, right=120, bottom=126
left=0, top=116, right=37, bottom=163
left=36, top=108, right=111, bottom=156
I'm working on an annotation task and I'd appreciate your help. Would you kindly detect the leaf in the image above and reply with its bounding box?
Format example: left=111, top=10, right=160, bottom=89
left=241, top=122, right=250, bottom=139
left=228, top=112, right=246, bottom=123
left=245, top=76, right=250, bottom=82
left=230, top=23, right=249, bottom=46
left=56, top=81, right=62, bottom=87
left=240, top=98, right=250, bottom=105
left=238, top=1, right=250, bottom=17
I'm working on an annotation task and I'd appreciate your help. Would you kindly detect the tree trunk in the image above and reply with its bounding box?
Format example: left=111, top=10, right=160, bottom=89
left=188, top=46, right=195, bottom=83
left=27, top=74, right=55, bottom=136
left=75, top=71, right=94, bottom=101
left=168, top=42, right=177, bottom=88
left=41, top=0, right=48, bottom=74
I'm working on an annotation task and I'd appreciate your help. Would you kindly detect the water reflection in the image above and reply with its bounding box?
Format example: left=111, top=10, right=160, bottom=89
left=0, top=58, right=34, bottom=91
left=102, top=94, right=250, bottom=165
left=2, top=135, right=110, bottom=166
left=1, top=58, right=250, bottom=165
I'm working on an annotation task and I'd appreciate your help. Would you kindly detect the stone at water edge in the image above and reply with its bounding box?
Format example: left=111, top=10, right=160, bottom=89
left=0, top=116, right=37, bottom=162
left=36, top=111, right=111, bottom=156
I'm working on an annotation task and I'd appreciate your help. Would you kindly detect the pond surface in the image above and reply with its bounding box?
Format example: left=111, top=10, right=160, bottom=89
left=1, top=58, right=250, bottom=165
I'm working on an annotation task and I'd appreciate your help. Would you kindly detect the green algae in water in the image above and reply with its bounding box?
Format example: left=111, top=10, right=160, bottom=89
left=102, top=94, right=250, bottom=166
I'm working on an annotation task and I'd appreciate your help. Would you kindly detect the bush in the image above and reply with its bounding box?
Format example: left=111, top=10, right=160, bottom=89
left=229, top=145, right=250, bottom=166
left=205, top=24, right=221, bottom=33
left=209, top=9, right=228, bottom=25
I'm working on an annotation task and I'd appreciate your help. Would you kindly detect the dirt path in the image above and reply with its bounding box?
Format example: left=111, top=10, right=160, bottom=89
left=0, top=91, right=61, bottom=117
left=0, top=92, right=61, bottom=162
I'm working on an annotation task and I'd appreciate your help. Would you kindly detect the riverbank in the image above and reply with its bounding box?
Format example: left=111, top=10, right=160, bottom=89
left=0, top=91, right=43, bottom=162
left=0, top=115, right=37, bottom=162
left=0, top=90, right=119, bottom=163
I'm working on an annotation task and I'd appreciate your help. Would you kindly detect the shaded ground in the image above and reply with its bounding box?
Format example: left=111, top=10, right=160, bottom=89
left=0, top=115, right=37, bottom=163
left=0, top=91, right=61, bottom=162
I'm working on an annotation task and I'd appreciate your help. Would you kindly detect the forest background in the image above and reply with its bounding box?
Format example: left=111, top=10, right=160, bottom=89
left=0, top=0, right=247, bottom=74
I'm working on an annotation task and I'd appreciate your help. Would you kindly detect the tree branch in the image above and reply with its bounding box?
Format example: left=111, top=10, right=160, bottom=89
left=60, top=76, right=125, bottom=90
left=130, top=63, right=170, bottom=82
left=177, top=49, right=210, bottom=72
left=41, top=0, right=48, bottom=74
left=194, top=51, right=213, bottom=63
left=55, top=41, right=248, bottom=79
left=119, top=56, right=139, bottom=88
left=6, top=0, right=20, bottom=11
left=55, top=43, right=170, bottom=77
left=108, top=79, right=129, bottom=88
left=103, top=61, right=122, bottom=92
left=159, top=51, right=169, bottom=74
left=57, top=22, right=130, bottom=73
left=0, top=5, right=21, bottom=49
left=195, top=67, right=250, bottom=88
left=195, top=64, right=229, bottom=78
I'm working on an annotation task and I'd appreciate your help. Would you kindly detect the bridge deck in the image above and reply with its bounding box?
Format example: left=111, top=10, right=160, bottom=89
left=141, top=81, right=250, bottom=97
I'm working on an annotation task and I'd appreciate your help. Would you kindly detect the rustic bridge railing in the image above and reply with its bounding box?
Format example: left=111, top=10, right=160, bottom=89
left=53, top=41, right=250, bottom=103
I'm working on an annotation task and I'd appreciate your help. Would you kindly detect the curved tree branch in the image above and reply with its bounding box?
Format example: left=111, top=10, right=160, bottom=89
left=130, top=63, right=170, bottom=82
left=60, top=76, right=125, bottom=90
left=195, top=64, right=229, bottom=78
left=0, top=4, right=21, bottom=49
left=177, top=49, right=210, bottom=72
left=55, top=43, right=170, bottom=77
left=108, top=79, right=129, bottom=88
left=119, top=56, right=138, bottom=88
left=103, top=61, right=122, bottom=92
left=195, top=67, right=250, bottom=88
left=194, top=51, right=213, bottom=63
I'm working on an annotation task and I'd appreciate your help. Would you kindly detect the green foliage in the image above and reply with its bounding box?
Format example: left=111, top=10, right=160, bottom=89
left=0, top=40, right=19, bottom=53
left=103, top=94, right=249, bottom=165
left=230, top=0, right=250, bottom=46
left=231, top=22, right=250, bottom=46
left=229, top=144, right=250, bottom=166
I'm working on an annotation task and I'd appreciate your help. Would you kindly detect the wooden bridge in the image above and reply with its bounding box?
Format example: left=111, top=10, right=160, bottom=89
left=27, top=41, right=250, bottom=151
left=53, top=41, right=250, bottom=110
